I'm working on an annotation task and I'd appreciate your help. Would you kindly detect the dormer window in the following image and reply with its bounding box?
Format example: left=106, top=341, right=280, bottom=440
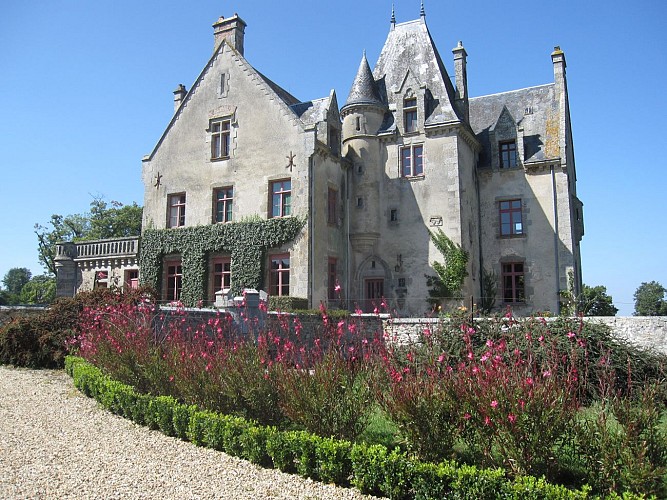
left=499, top=140, right=517, bottom=168
left=211, top=118, right=231, bottom=160
left=404, top=97, right=418, bottom=133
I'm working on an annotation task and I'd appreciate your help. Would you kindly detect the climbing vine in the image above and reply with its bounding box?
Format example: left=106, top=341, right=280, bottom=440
left=139, top=216, right=306, bottom=306
left=425, top=229, right=469, bottom=309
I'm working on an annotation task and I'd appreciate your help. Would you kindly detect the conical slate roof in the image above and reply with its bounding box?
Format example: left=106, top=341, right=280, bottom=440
left=342, top=52, right=384, bottom=110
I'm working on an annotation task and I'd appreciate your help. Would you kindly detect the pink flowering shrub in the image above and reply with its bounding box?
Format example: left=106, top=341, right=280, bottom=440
left=380, top=313, right=583, bottom=480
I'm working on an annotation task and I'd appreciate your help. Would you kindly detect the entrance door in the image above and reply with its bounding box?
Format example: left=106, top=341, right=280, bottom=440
left=364, top=278, right=384, bottom=312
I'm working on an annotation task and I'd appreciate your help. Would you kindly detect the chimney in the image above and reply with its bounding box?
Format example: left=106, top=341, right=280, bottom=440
left=173, top=84, right=187, bottom=112
left=213, top=14, right=247, bottom=55
left=551, top=46, right=566, bottom=90
left=452, top=41, right=469, bottom=123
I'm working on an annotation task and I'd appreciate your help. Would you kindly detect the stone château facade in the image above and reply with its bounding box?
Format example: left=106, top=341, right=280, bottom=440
left=56, top=9, right=584, bottom=316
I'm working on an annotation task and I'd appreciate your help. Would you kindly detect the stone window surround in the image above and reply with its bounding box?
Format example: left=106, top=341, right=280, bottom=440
left=500, top=259, right=526, bottom=304
left=210, top=255, right=231, bottom=302
left=269, top=178, right=292, bottom=219
left=210, top=118, right=232, bottom=160
left=164, top=257, right=183, bottom=302
left=498, top=198, right=524, bottom=238
left=499, top=140, right=518, bottom=169
left=167, top=192, right=186, bottom=228
left=269, top=253, right=290, bottom=297
left=400, top=143, right=424, bottom=178
left=213, top=185, right=234, bottom=223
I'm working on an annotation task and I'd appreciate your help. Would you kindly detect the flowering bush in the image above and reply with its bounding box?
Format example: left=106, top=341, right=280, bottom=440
left=71, top=291, right=667, bottom=496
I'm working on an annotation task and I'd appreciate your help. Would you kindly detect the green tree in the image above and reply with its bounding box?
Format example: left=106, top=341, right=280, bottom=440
left=425, top=229, right=469, bottom=309
left=633, top=281, right=667, bottom=316
left=19, top=275, right=56, bottom=304
left=2, top=267, right=32, bottom=295
left=578, top=284, right=618, bottom=316
left=35, top=197, right=142, bottom=275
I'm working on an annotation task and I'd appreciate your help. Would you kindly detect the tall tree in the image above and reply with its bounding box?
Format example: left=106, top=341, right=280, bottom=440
left=578, top=284, right=618, bottom=316
left=35, top=197, right=142, bottom=275
left=19, top=275, right=56, bottom=304
left=2, top=267, right=32, bottom=295
left=633, top=281, right=667, bottom=316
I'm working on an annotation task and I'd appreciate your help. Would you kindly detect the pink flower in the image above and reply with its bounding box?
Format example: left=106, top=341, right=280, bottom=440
left=567, top=331, right=576, bottom=339
left=437, top=353, right=445, bottom=363
left=508, top=414, right=517, bottom=424
left=542, top=370, right=552, bottom=378
left=334, top=283, right=341, bottom=292
left=525, top=377, right=534, bottom=386
left=423, top=328, right=431, bottom=338
left=463, top=412, right=472, bottom=420
left=490, top=400, right=498, bottom=408
left=486, top=339, right=494, bottom=348
left=484, top=416, right=492, bottom=426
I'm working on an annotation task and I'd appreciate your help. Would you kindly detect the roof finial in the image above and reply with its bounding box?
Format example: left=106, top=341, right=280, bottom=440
left=420, top=0, right=426, bottom=19
left=391, top=3, right=396, bottom=26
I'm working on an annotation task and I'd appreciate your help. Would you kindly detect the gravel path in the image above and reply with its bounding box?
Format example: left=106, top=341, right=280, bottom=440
left=0, top=366, right=374, bottom=499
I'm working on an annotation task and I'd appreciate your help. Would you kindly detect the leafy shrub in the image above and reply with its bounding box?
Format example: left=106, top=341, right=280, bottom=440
left=268, top=296, right=309, bottom=311
left=0, top=286, right=156, bottom=368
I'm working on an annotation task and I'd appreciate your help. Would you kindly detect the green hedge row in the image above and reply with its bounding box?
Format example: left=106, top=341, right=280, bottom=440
left=66, top=356, right=630, bottom=499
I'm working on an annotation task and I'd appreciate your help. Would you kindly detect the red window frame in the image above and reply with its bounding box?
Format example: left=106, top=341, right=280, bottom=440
left=168, top=193, right=186, bottom=228
left=499, top=199, right=523, bottom=236
left=214, top=187, right=233, bottom=223
left=211, top=257, right=231, bottom=301
left=211, top=119, right=231, bottom=159
left=401, top=145, right=424, bottom=177
left=165, top=260, right=183, bottom=301
left=404, top=97, right=417, bottom=133
left=269, top=254, right=290, bottom=296
left=500, top=140, right=517, bottom=168
left=125, top=269, right=139, bottom=290
left=270, top=179, right=291, bottom=218
left=502, top=262, right=525, bottom=303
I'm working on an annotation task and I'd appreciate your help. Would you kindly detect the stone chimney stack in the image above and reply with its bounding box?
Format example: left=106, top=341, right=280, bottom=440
left=551, top=46, right=566, bottom=90
left=173, top=84, right=187, bottom=112
left=213, top=14, right=247, bottom=55
left=452, top=41, right=469, bottom=123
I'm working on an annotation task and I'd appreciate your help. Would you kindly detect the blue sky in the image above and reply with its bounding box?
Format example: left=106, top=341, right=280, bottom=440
left=1, top=1, right=665, bottom=315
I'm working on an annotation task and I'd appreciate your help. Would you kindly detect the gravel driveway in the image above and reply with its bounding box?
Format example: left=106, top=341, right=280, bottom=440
left=0, top=366, right=374, bottom=499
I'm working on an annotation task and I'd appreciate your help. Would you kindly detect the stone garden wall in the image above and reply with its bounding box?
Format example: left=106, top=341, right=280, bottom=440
left=0, top=306, right=47, bottom=330
left=385, top=316, right=667, bottom=355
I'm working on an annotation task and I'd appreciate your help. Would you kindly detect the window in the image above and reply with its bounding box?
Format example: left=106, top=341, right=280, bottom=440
left=165, top=260, right=183, bottom=301
left=168, top=193, right=186, bottom=228
left=356, top=197, right=364, bottom=208
left=390, top=208, right=399, bottom=222
left=211, top=257, right=231, bottom=299
left=214, top=187, right=233, bottom=223
left=499, top=199, right=523, bottom=236
left=365, top=278, right=384, bottom=312
left=401, top=145, right=424, bottom=177
left=404, top=97, right=418, bottom=133
left=500, top=140, right=517, bottom=168
left=502, top=262, right=525, bottom=303
left=270, top=254, right=290, bottom=296
left=125, top=270, right=139, bottom=290
left=211, top=119, right=231, bottom=159
left=328, top=257, right=337, bottom=300
left=270, top=179, right=291, bottom=218
left=327, top=187, right=337, bottom=225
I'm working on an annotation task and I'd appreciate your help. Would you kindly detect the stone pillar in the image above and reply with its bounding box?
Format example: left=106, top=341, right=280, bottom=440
left=54, top=242, right=76, bottom=297
left=173, top=84, right=186, bottom=112
left=452, top=41, right=469, bottom=124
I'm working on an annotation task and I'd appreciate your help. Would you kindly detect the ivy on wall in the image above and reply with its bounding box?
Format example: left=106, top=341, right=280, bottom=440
left=139, top=216, right=306, bottom=306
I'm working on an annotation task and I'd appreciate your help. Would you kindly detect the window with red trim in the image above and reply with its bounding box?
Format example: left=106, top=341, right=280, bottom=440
left=269, top=254, right=290, bottom=296
left=165, top=260, right=183, bottom=301
left=401, top=145, right=424, bottom=177
left=499, top=199, right=523, bottom=236
left=168, top=193, right=186, bottom=228
left=270, top=180, right=291, bottom=218
left=214, top=187, right=233, bottom=223
left=502, top=262, right=525, bottom=303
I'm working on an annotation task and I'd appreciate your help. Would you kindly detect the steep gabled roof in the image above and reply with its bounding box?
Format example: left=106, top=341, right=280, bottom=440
left=145, top=39, right=309, bottom=161
left=373, top=19, right=462, bottom=124
left=292, top=90, right=339, bottom=127
left=470, top=83, right=558, bottom=165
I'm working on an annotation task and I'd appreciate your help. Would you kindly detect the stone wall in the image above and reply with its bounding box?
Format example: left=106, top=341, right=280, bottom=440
left=385, top=316, right=667, bottom=355
left=0, top=306, right=47, bottom=330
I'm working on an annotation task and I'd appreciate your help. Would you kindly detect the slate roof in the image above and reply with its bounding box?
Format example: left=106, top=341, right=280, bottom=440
left=343, top=52, right=384, bottom=110
left=373, top=19, right=462, bottom=125
left=291, top=97, right=331, bottom=126
left=469, top=84, right=558, bottom=165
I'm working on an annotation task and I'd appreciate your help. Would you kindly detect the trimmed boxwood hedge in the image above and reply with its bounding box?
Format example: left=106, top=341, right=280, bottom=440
left=63, top=355, right=621, bottom=499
